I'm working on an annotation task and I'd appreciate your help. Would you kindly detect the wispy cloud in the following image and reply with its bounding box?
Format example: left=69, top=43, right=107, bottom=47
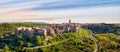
left=0, top=0, right=120, bottom=23
left=27, top=0, right=120, bottom=10
left=1, top=0, right=120, bottom=10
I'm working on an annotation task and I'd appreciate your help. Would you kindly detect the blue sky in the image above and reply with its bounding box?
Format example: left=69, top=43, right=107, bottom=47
left=0, top=0, right=120, bottom=23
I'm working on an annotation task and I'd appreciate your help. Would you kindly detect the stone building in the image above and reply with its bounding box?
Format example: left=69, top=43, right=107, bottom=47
left=47, top=28, right=56, bottom=37
left=15, top=27, right=34, bottom=38
left=14, top=19, right=80, bottom=39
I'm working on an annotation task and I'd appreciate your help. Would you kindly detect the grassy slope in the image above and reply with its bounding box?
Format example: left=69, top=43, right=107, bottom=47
left=96, top=33, right=120, bottom=52
left=37, top=29, right=120, bottom=52
left=24, top=29, right=97, bottom=52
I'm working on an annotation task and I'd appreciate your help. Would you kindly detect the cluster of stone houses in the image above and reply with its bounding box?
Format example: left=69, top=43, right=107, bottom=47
left=14, top=20, right=80, bottom=39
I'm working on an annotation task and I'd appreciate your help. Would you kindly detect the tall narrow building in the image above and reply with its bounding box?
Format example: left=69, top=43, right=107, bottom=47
left=69, top=19, right=71, bottom=24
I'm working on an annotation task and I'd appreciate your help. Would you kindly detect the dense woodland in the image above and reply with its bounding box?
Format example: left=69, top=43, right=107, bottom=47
left=81, top=23, right=120, bottom=35
left=0, top=23, right=120, bottom=52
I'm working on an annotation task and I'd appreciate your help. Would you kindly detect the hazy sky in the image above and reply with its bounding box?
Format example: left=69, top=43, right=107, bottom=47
left=0, top=0, right=120, bottom=23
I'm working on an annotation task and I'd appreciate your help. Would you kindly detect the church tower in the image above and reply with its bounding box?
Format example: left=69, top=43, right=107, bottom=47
left=69, top=19, right=71, bottom=24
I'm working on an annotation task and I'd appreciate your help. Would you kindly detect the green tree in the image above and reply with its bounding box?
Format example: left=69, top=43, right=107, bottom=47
left=3, top=45, right=10, bottom=52
left=36, top=36, right=42, bottom=45
left=17, top=33, right=23, bottom=39
left=27, top=42, right=32, bottom=47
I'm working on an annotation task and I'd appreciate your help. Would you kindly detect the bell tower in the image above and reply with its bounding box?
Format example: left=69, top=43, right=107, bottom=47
left=69, top=19, right=71, bottom=24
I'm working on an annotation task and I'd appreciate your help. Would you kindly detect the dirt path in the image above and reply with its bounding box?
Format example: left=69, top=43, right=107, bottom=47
left=23, top=39, right=69, bottom=50
left=93, top=43, right=98, bottom=52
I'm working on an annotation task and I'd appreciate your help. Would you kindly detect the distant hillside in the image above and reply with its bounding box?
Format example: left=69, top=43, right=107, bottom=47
left=0, top=22, right=49, bottom=24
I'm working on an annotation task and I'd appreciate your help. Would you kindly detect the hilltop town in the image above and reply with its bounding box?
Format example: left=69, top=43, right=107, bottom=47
left=0, top=20, right=120, bottom=52
left=14, top=19, right=80, bottom=40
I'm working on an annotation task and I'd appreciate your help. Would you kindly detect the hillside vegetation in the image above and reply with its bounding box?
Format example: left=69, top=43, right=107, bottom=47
left=0, top=23, right=120, bottom=52
left=82, top=23, right=120, bottom=35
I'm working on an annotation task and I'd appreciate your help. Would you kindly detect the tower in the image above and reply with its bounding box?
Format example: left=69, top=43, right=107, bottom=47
left=69, top=19, right=71, bottom=24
